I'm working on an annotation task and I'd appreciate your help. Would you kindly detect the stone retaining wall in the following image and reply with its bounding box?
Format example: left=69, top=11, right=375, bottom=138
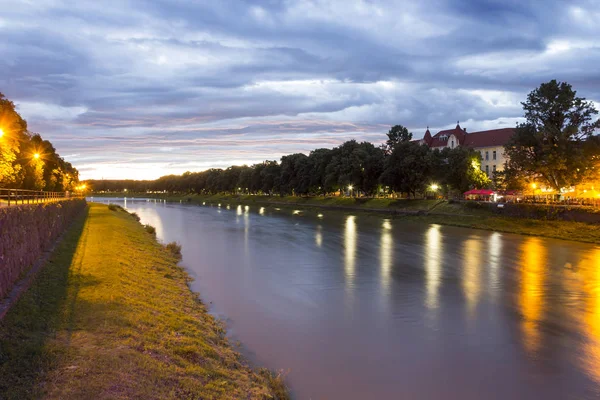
left=0, top=199, right=87, bottom=299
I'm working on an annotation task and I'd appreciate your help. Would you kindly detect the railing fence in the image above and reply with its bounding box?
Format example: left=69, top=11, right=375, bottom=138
left=0, top=188, right=83, bottom=207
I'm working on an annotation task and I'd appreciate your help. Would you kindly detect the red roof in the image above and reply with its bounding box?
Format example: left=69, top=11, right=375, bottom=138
left=426, top=124, right=467, bottom=148
left=419, top=125, right=515, bottom=149
left=463, top=128, right=515, bottom=148
left=464, top=189, right=495, bottom=195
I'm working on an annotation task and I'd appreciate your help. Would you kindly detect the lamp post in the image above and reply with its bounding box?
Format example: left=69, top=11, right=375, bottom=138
left=348, top=184, right=354, bottom=198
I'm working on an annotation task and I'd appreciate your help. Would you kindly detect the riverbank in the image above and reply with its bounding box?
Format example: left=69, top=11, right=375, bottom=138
left=92, top=193, right=600, bottom=244
left=0, top=203, right=288, bottom=399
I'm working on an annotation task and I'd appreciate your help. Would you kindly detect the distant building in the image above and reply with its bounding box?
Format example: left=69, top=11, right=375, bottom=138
left=418, top=122, right=515, bottom=177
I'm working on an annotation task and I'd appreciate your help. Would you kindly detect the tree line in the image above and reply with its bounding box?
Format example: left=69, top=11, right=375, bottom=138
left=90, top=136, right=489, bottom=197
left=0, top=92, right=79, bottom=192
left=89, top=80, right=600, bottom=197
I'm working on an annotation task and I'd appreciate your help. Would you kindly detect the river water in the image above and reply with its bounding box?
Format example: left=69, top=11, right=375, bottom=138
left=93, top=197, right=600, bottom=399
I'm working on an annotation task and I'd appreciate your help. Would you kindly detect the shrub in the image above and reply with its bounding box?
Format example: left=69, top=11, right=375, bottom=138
left=108, top=204, right=121, bottom=211
left=166, top=241, right=182, bottom=260
left=144, top=224, right=156, bottom=235
left=130, top=212, right=141, bottom=222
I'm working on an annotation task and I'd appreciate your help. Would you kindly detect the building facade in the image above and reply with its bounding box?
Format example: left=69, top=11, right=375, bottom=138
left=418, top=123, right=515, bottom=177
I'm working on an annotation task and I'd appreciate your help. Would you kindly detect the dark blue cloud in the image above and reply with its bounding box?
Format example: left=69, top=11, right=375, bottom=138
left=0, top=0, right=598, bottom=179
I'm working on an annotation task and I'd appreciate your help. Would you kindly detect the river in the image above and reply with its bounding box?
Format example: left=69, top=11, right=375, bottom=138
left=93, top=197, right=600, bottom=399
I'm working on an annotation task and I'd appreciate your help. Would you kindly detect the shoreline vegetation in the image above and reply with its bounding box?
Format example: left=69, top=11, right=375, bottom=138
left=0, top=203, right=288, bottom=400
left=93, top=192, right=600, bottom=244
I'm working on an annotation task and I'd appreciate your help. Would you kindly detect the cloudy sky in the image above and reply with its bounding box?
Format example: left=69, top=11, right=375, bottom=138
left=1, top=0, right=599, bottom=179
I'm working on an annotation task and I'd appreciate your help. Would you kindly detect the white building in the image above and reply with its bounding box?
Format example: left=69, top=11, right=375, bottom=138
left=418, top=123, right=515, bottom=177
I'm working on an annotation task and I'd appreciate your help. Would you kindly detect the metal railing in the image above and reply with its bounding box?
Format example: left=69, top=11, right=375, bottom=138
left=0, top=188, right=83, bottom=207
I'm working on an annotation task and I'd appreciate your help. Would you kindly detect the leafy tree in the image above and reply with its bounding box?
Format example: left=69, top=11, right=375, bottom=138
left=380, top=141, right=432, bottom=197
left=0, top=93, right=28, bottom=185
left=384, top=125, right=412, bottom=155
left=325, top=141, right=384, bottom=196
left=441, top=147, right=490, bottom=193
left=280, top=153, right=309, bottom=195
left=306, top=148, right=333, bottom=194
left=260, top=161, right=281, bottom=195
left=504, top=80, right=600, bottom=191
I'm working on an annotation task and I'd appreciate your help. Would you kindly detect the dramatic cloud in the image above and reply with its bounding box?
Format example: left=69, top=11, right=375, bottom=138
left=1, top=0, right=599, bottom=179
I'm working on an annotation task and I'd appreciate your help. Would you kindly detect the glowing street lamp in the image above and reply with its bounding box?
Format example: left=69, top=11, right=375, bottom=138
left=0, top=128, right=4, bottom=138
left=348, top=184, right=354, bottom=197
left=33, top=153, right=40, bottom=160
left=531, top=183, right=537, bottom=189
left=430, top=184, right=439, bottom=191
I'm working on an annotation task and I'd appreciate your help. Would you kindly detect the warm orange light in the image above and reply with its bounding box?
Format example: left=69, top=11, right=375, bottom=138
left=0, top=128, right=4, bottom=138
left=531, top=183, right=537, bottom=189
left=33, top=153, right=40, bottom=159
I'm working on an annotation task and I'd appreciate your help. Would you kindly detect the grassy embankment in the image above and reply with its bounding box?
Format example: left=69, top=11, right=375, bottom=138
left=94, top=192, right=600, bottom=244
left=0, top=203, right=287, bottom=400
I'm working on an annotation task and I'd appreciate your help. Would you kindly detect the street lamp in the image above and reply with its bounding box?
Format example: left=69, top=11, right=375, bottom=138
left=0, top=128, right=4, bottom=138
left=348, top=184, right=354, bottom=197
left=430, top=184, right=439, bottom=191
left=33, top=153, right=40, bottom=160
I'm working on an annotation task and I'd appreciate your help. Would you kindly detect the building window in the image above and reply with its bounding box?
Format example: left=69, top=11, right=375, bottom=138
left=485, top=151, right=489, bottom=161
left=493, top=165, right=496, bottom=173
left=493, top=150, right=497, bottom=160
left=451, top=140, right=455, bottom=148
left=485, top=165, right=489, bottom=176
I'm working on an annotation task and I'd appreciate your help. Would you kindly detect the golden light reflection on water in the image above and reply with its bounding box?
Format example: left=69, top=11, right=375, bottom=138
left=380, top=219, right=393, bottom=295
left=236, top=205, right=242, bottom=215
left=425, top=225, right=442, bottom=310
left=315, top=225, right=323, bottom=248
left=462, top=237, right=482, bottom=319
left=488, top=232, right=502, bottom=297
left=344, top=216, right=357, bottom=285
left=581, top=248, right=600, bottom=384
left=519, top=237, right=546, bottom=355
left=259, top=207, right=265, bottom=215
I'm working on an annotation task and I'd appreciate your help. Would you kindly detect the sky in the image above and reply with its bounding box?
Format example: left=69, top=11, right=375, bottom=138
left=1, top=0, right=600, bottom=180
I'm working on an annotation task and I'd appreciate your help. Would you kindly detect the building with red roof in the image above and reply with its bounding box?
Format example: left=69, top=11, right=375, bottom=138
left=418, top=122, right=516, bottom=177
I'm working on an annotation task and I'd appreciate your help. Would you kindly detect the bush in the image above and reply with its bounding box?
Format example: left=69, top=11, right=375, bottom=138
left=108, top=204, right=121, bottom=211
left=144, top=224, right=156, bottom=235
left=129, top=212, right=141, bottom=222
left=165, top=241, right=182, bottom=260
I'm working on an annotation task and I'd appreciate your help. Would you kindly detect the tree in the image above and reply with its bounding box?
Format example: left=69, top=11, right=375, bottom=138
left=280, top=153, right=309, bottom=195
left=324, top=141, right=384, bottom=196
left=0, top=93, right=28, bottom=185
left=504, top=80, right=600, bottom=191
left=384, top=125, right=412, bottom=155
left=441, top=147, right=490, bottom=193
left=380, top=141, right=432, bottom=198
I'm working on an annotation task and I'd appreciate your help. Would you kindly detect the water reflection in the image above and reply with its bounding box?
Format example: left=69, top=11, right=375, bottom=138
left=99, top=197, right=600, bottom=399
left=259, top=207, right=265, bottom=215
left=488, top=232, right=502, bottom=297
left=519, top=238, right=547, bottom=355
left=236, top=205, right=242, bottom=215
left=315, top=225, right=323, bottom=248
left=582, top=249, right=600, bottom=384
left=380, top=219, right=393, bottom=296
left=344, top=216, right=357, bottom=285
left=425, top=225, right=442, bottom=310
left=462, top=237, right=482, bottom=319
